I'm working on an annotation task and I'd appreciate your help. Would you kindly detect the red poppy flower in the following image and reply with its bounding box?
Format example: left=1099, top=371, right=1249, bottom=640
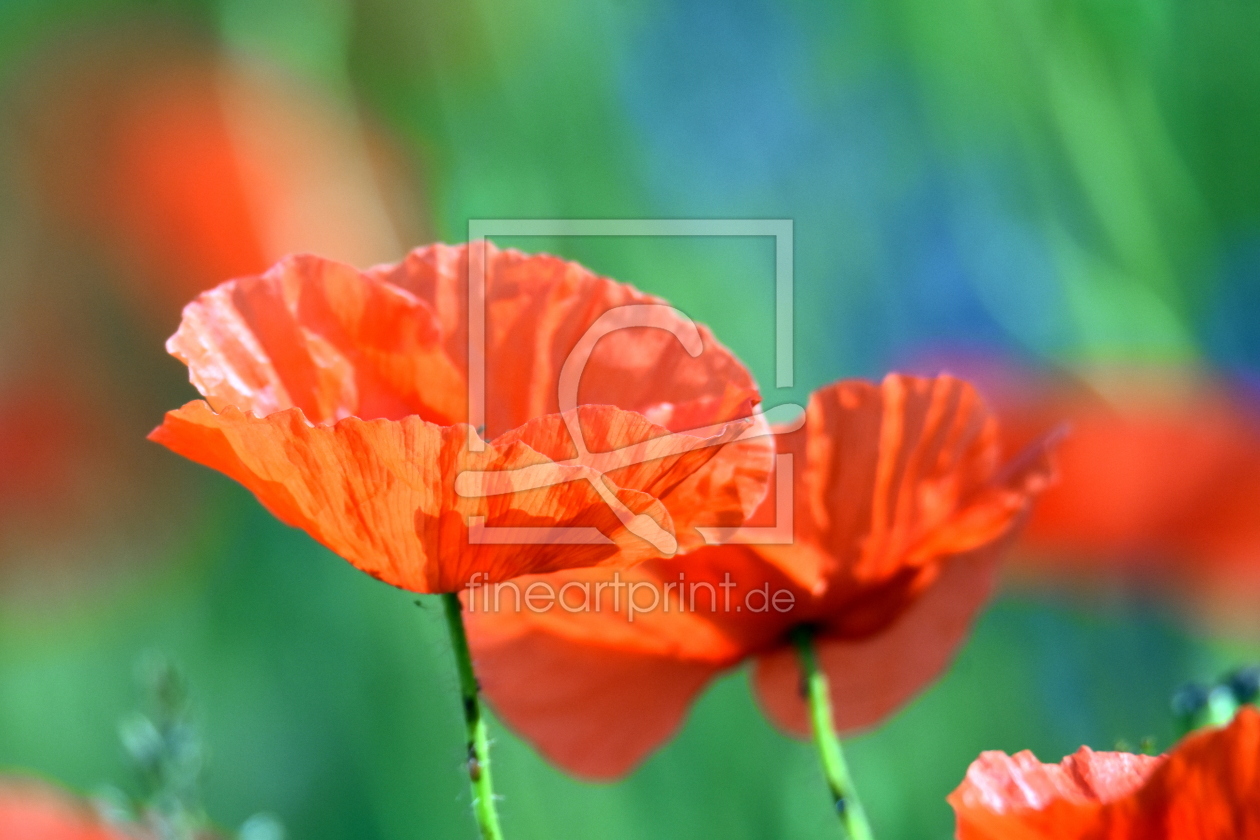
left=465, top=374, right=1053, bottom=779
left=151, top=243, right=771, bottom=592
left=949, top=706, right=1260, bottom=839
left=0, top=780, right=138, bottom=840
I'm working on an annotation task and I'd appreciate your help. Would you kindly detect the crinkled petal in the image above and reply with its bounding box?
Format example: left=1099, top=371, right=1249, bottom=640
left=750, top=375, right=1053, bottom=736
left=497, top=405, right=770, bottom=552
left=753, top=375, right=1005, bottom=595
left=949, top=708, right=1260, bottom=839
left=373, top=242, right=772, bottom=541
left=168, top=254, right=464, bottom=425
left=1124, top=706, right=1260, bottom=836
left=149, top=401, right=715, bottom=592
left=658, top=409, right=775, bottom=552
left=955, top=748, right=1157, bottom=813
left=173, top=243, right=761, bottom=438
left=366, top=243, right=762, bottom=438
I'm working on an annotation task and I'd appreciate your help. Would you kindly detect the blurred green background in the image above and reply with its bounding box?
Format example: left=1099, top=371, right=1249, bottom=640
left=1, top=0, right=1259, bottom=837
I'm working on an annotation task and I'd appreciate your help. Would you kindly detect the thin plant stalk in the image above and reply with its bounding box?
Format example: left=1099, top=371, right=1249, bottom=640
left=790, top=625, right=875, bottom=840
left=441, top=592, right=505, bottom=840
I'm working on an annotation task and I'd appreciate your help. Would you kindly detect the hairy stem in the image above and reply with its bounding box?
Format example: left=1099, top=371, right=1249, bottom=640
left=441, top=593, right=504, bottom=840
left=790, top=626, right=875, bottom=840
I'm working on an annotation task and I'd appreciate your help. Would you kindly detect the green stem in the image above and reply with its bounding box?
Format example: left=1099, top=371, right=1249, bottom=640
left=790, top=626, right=875, bottom=840
left=441, top=593, right=505, bottom=840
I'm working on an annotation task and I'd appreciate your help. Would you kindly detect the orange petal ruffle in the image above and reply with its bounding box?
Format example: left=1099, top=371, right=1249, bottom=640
left=754, top=375, right=1036, bottom=599
left=170, top=243, right=761, bottom=437
left=150, top=401, right=760, bottom=592
left=365, top=243, right=760, bottom=437
left=752, top=375, right=1054, bottom=737
left=167, top=253, right=463, bottom=426
left=950, top=707, right=1260, bottom=839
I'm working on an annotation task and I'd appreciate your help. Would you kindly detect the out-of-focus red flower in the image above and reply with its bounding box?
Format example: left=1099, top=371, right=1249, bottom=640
left=17, top=28, right=419, bottom=324
left=465, top=374, right=1053, bottom=779
left=151, top=243, right=771, bottom=592
left=0, top=781, right=139, bottom=840
left=0, top=373, right=97, bottom=516
left=0, top=351, right=164, bottom=576
left=949, top=706, right=1260, bottom=839
left=983, top=366, right=1260, bottom=620
left=1, top=25, right=423, bottom=579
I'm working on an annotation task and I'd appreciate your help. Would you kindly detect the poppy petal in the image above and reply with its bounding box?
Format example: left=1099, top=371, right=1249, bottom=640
left=470, top=621, right=722, bottom=780
left=366, top=243, right=762, bottom=438
left=751, top=539, right=1003, bottom=737
left=753, top=375, right=1007, bottom=595
left=148, top=400, right=733, bottom=592
left=948, top=707, right=1260, bottom=839
left=750, top=373, right=1055, bottom=736
left=657, top=410, right=775, bottom=552
left=173, top=243, right=762, bottom=440
left=497, top=404, right=769, bottom=552
left=955, top=748, right=1158, bottom=811
left=168, top=253, right=464, bottom=425
left=465, top=545, right=797, bottom=779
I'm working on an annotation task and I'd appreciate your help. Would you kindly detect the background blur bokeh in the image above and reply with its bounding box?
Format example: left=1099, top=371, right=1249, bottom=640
left=2, top=0, right=1259, bottom=837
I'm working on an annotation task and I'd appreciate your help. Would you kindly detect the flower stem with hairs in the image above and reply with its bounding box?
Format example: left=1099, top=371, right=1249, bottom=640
left=791, top=625, right=875, bottom=840
left=442, top=593, right=505, bottom=840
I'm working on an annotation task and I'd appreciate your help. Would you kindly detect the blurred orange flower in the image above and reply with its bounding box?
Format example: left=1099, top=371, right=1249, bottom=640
left=1, top=24, right=422, bottom=579
left=0, top=347, right=177, bottom=583
left=151, top=243, right=770, bottom=592
left=990, top=368, right=1260, bottom=621
left=17, top=28, right=417, bottom=324
left=0, top=781, right=138, bottom=840
left=949, top=706, right=1260, bottom=839
left=466, top=374, right=1053, bottom=779
left=0, top=371, right=101, bottom=520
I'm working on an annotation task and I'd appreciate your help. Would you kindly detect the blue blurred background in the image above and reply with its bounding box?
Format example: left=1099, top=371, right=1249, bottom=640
left=1, top=0, right=1258, bottom=837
